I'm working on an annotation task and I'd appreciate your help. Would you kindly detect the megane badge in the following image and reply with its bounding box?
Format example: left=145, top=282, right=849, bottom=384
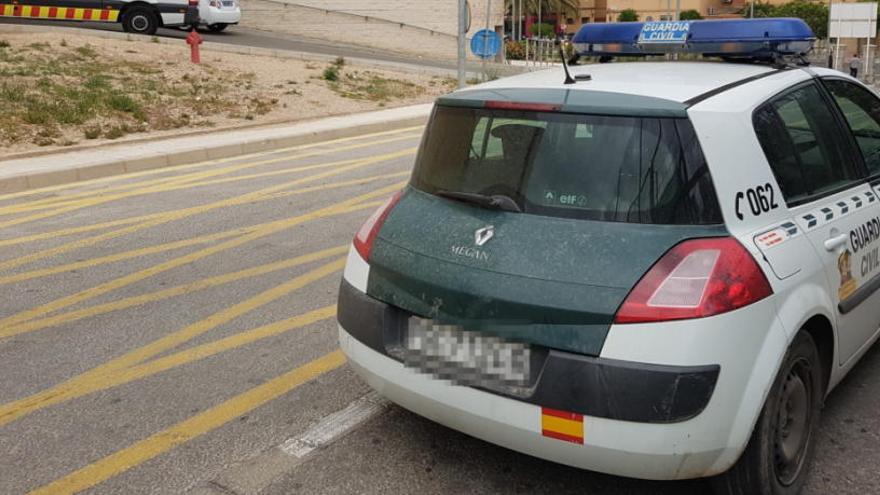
left=474, top=225, right=494, bottom=246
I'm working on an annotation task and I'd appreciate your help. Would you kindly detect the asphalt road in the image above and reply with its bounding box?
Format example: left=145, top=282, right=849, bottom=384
left=0, top=127, right=878, bottom=494
left=0, top=18, right=464, bottom=73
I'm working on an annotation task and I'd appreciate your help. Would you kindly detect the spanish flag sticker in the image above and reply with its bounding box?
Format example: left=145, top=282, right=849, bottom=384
left=541, top=407, right=584, bottom=444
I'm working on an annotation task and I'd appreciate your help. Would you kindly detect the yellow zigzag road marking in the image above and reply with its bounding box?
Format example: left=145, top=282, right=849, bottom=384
left=0, top=131, right=419, bottom=217
left=0, top=135, right=416, bottom=229
left=0, top=125, right=421, bottom=204
left=5, top=246, right=348, bottom=336
left=0, top=258, right=344, bottom=428
left=29, top=350, right=347, bottom=495
left=0, top=167, right=407, bottom=250
left=0, top=149, right=413, bottom=273
left=0, top=181, right=403, bottom=333
left=0, top=172, right=405, bottom=285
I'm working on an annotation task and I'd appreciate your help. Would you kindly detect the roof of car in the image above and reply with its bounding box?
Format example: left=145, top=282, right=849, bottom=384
left=461, top=61, right=778, bottom=104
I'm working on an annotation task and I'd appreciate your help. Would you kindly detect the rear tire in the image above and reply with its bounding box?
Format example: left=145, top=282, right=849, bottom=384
left=122, top=7, right=159, bottom=35
left=713, top=331, right=824, bottom=495
left=207, top=23, right=228, bottom=32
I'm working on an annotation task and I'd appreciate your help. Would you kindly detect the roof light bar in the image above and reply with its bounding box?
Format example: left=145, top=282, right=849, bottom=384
left=572, top=18, right=814, bottom=60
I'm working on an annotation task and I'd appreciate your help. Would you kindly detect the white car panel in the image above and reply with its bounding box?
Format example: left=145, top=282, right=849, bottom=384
left=342, top=245, right=370, bottom=293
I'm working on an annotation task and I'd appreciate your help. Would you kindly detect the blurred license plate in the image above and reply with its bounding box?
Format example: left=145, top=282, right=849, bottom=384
left=403, top=318, right=530, bottom=387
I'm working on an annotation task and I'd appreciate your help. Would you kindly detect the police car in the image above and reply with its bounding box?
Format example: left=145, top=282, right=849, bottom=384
left=337, top=18, right=880, bottom=494
left=0, top=0, right=241, bottom=35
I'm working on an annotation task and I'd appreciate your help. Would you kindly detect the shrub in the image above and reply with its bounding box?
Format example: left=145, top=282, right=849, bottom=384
left=505, top=40, right=525, bottom=60
left=679, top=9, right=703, bottom=20
left=323, top=64, right=339, bottom=82
left=528, top=22, right=556, bottom=38
left=618, top=9, right=639, bottom=22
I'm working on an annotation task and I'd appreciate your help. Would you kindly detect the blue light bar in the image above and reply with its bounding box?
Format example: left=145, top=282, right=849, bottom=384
left=572, top=18, right=814, bottom=59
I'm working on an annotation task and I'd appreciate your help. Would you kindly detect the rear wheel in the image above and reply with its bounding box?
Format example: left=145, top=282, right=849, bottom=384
left=207, top=23, right=228, bottom=32
left=122, top=7, right=159, bottom=35
left=713, top=331, right=824, bottom=495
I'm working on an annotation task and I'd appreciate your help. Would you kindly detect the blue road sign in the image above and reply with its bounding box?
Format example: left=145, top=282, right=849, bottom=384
left=470, top=29, right=501, bottom=59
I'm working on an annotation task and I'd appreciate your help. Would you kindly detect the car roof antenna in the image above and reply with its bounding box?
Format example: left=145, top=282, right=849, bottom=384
left=560, top=44, right=577, bottom=85
left=560, top=43, right=590, bottom=84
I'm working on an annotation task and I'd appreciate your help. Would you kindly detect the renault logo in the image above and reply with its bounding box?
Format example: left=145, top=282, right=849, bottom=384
left=474, top=225, right=494, bottom=246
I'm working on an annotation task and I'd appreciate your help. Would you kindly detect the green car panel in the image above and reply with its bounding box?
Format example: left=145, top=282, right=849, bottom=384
left=366, top=187, right=728, bottom=356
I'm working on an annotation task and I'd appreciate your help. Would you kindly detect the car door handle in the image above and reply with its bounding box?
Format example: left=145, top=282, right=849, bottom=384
left=824, top=234, right=848, bottom=251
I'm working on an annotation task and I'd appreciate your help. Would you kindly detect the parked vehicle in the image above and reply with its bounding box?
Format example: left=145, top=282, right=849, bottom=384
left=337, top=18, right=880, bottom=494
left=0, top=0, right=241, bottom=35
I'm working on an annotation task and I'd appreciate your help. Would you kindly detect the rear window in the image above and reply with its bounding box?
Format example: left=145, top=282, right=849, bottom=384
left=411, top=105, right=722, bottom=225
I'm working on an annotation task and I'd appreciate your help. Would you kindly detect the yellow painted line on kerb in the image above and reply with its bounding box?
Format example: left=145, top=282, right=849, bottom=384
left=0, top=125, right=422, bottom=205
left=29, top=350, right=347, bottom=495
left=0, top=181, right=403, bottom=333
left=0, top=131, right=420, bottom=217
left=0, top=149, right=413, bottom=274
left=0, top=172, right=404, bottom=285
left=4, top=246, right=348, bottom=337
left=0, top=257, right=345, bottom=427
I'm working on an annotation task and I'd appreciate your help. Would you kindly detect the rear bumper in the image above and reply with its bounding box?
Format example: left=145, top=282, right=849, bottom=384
left=341, top=326, right=729, bottom=480
left=200, top=7, right=240, bottom=25
left=338, top=279, right=719, bottom=424
left=339, top=244, right=790, bottom=480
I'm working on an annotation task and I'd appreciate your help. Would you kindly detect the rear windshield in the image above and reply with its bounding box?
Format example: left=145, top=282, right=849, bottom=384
left=410, top=105, right=722, bottom=225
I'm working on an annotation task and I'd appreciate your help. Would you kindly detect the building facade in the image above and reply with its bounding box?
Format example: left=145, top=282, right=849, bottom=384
left=240, top=0, right=504, bottom=60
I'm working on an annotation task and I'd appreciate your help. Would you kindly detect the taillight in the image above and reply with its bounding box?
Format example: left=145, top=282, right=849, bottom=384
left=353, top=190, right=403, bottom=261
left=484, top=101, right=561, bottom=112
left=614, top=237, right=772, bottom=324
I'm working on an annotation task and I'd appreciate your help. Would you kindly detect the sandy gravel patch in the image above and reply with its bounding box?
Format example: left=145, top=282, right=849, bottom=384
left=0, top=31, right=456, bottom=158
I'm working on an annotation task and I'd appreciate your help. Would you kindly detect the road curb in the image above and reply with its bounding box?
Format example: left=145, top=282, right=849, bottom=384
left=0, top=105, right=431, bottom=194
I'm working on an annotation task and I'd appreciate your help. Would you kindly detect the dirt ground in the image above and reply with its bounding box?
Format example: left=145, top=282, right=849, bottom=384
left=0, top=31, right=456, bottom=158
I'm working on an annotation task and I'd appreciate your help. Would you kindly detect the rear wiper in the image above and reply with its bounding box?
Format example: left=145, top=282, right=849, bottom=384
left=435, top=190, right=522, bottom=213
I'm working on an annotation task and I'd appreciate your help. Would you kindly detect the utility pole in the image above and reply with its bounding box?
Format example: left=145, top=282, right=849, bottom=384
left=750, top=1, right=754, bottom=18
left=675, top=0, right=681, bottom=20
left=484, top=0, right=492, bottom=79
left=458, top=0, right=467, bottom=88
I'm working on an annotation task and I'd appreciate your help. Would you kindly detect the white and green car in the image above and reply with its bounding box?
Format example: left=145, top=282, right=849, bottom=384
left=337, top=19, right=880, bottom=494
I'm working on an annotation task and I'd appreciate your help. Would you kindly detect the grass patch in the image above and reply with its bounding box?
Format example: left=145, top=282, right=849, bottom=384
left=329, top=70, right=424, bottom=102
left=0, top=37, right=272, bottom=148
left=74, top=44, right=97, bottom=58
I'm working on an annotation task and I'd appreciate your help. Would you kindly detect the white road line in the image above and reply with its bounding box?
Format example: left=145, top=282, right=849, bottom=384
left=280, top=391, right=387, bottom=458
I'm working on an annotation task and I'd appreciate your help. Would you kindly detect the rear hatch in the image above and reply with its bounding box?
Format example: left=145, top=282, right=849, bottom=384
left=367, top=90, right=726, bottom=356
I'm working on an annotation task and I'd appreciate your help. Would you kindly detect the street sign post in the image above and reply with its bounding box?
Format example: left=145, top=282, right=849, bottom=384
left=470, top=28, right=502, bottom=59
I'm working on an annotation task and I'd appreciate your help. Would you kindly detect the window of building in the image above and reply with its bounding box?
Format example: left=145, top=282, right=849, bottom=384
left=581, top=16, right=590, bottom=23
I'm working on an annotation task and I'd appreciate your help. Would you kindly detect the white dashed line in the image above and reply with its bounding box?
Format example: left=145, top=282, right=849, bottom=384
left=280, top=391, right=387, bottom=458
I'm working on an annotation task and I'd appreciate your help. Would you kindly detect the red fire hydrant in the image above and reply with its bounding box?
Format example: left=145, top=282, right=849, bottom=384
left=186, top=30, right=203, bottom=64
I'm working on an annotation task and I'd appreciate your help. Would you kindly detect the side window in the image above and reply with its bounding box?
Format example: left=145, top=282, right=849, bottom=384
left=823, top=79, right=880, bottom=177
left=753, top=83, right=861, bottom=205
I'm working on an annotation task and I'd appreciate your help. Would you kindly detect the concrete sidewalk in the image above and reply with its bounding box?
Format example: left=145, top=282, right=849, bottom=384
left=0, top=104, right=432, bottom=194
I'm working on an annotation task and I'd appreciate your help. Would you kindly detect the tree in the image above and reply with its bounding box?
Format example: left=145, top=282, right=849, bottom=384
left=742, top=1, right=776, bottom=18
left=679, top=9, right=703, bottom=20
left=529, top=22, right=556, bottom=38
left=742, top=0, right=828, bottom=39
left=618, top=9, right=639, bottom=22
left=774, top=0, right=828, bottom=39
